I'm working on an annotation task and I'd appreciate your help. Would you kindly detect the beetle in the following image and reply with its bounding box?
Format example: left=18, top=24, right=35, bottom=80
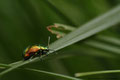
left=23, top=37, right=50, bottom=60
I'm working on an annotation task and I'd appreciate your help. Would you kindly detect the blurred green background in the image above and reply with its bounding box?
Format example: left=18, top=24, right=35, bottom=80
left=0, top=0, right=120, bottom=80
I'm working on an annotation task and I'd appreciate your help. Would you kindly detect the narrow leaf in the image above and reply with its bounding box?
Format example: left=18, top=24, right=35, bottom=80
left=75, top=70, right=120, bottom=77
left=26, top=68, right=81, bottom=80
left=50, top=5, right=120, bottom=51
left=0, top=63, right=9, bottom=69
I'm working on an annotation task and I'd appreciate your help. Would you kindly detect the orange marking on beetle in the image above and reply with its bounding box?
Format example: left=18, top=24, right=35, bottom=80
left=25, top=53, right=29, bottom=57
left=25, top=46, right=40, bottom=55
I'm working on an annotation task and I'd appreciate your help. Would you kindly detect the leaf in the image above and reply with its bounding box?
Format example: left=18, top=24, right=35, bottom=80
left=84, top=40, right=120, bottom=54
left=75, top=70, right=120, bottom=77
left=25, top=68, right=81, bottom=80
left=50, top=5, right=120, bottom=51
left=96, top=35, right=120, bottom=46
left=0, top=63, right=9, bottom=69
left=47, top=23, right=120, bottom=55
left=0, top=63, right=81, bottom=80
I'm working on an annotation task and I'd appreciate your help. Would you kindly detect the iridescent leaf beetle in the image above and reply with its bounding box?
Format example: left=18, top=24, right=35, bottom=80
left=23, top=37, right=50, bottom=60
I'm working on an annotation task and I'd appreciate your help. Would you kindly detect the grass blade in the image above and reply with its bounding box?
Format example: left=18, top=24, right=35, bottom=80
left=0, top=63, right=9, bottom=69
left=0, top=63, right=81, bottom=80
left=75, top=70, right=120, bottom=77
left=85, top=40, right=120, bottom=54
left=96, top=35, right=120, bottom=46
left=50, top=5, right=120, bottom=51
left=26, top=68, right=81, bottom=80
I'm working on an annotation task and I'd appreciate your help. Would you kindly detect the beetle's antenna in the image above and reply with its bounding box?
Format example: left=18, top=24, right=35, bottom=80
left=48, top=36, right=50, bottom=48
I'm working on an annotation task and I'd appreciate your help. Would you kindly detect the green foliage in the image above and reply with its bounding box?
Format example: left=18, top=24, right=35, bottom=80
left=0, top=0, right=120, bottom=80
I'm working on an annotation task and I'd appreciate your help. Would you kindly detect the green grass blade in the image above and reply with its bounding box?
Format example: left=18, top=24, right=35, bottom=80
left=0, top=63, right=9, bottom=69
left=2, top=63, right=120, bottom=79
left=97, top=35, right=120, bottom=46
left=49, top=23, right=120, bottom=55
left=85, top=40, right=120, bottom=54
left=0, top=58, right=42, bottom=76
left=0, top=63, right=81, bottom=80
left=26, top=68, right=81, bottom=80
left=75, top=70, right=120, bottom=77
left=50, top=5, right=120, bottom=51
left=0, top=5, right=120, bottom=77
